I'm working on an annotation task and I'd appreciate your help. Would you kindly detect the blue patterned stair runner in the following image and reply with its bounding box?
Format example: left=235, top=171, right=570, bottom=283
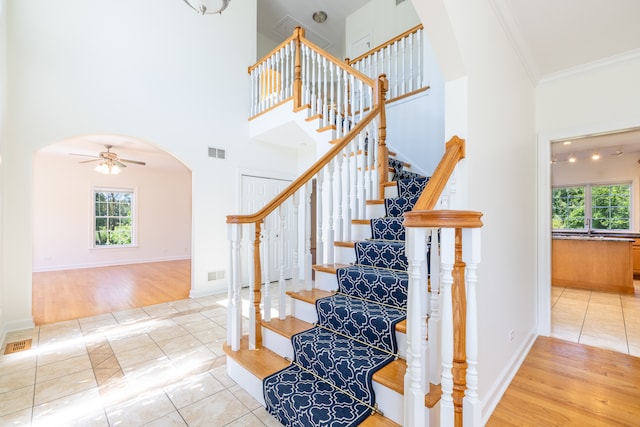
left=263, top=159, right=428, bottom=426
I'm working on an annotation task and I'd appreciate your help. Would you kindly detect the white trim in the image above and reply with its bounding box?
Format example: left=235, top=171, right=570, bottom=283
left=540, top=48, right=640, bottom=83
left=31, top=255, right=191, bottom=273
left=481, top=331, right=537, bottom=424
left=1, top=318, right=36, bottom=340
left=90, top=185, right=138, bottom=249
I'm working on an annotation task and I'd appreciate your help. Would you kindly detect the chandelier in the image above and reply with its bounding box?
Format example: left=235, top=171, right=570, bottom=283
left=183, top=0, right=230, bottom=15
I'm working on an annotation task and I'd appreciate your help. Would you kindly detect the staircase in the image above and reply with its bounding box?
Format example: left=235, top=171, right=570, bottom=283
left=226, top=26, right=484, bottom=427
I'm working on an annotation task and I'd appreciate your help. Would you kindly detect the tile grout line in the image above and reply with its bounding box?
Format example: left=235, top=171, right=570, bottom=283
left=619, top=293, right=631, bottom=355
left=577, top=290, right=592, bottom=344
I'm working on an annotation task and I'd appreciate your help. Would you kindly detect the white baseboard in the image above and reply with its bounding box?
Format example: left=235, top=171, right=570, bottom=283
left=481, top=331, right=537, bottom=424
left=32, top=255, right=191, bottom=272
left=1, top=317, right=36, bottom=347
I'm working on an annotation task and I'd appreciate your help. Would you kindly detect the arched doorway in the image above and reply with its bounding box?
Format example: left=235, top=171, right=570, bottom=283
left=32, top=134, right=193, bottom=324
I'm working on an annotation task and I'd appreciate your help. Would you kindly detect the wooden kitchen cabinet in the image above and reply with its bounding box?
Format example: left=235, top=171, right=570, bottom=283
left=633, top=238, right=640, bottom=277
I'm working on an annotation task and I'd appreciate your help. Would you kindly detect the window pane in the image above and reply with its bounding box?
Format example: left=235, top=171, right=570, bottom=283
left=94, top=189, right=134, bottom=247
left=591, top=184, right=630, bottom=231
left=552, top=186, right=585, bottom=230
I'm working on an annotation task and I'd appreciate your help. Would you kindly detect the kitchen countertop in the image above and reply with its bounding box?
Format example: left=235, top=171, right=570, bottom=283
left=552, top=235, right=634, bottom=242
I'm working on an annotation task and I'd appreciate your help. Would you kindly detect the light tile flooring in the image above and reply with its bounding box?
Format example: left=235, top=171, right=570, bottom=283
left=551, top=281, right=640, bottom=357
left=0, top=294, right=282, bottom=426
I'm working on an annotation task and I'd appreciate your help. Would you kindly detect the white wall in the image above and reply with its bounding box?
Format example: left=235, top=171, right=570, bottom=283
left=0, top=0, right=7, bottom=330
left=33, top=152, right=192, bottom=271
left=535, top=55, right=640, bottom=338
left=347, top=0, right=445, bottom=176
left=1, top=0, right=301, bottom=333
left=412, top=0, right=537, bottom=422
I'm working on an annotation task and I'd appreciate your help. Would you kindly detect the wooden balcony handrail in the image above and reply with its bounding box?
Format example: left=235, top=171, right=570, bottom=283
left=347, top=24, right=424, bottom=65
left=227, top=75, right=388, bottom=225
left=411, top=135, right=465, bottom=211
left=248, top=26, right=375, bottom=89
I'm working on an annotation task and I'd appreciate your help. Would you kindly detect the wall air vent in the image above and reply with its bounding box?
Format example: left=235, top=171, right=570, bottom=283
left=208, top=147, right=226, bottom=159
left=208, top=270, right=225, bottom=281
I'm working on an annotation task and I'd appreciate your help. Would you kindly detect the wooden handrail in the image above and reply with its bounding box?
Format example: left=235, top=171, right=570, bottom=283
left=411, top=136, right=465, bottom=211
left=227, top=75, right=388, bottom=225
left=248, top=27, right=304, bottom=74
left=347, top=24, right=424, bottom=65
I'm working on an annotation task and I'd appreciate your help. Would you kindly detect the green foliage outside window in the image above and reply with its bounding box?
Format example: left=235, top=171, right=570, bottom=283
left=552, top=183, right=630, bottom=231
left=95, top=191, right=133, bottom=246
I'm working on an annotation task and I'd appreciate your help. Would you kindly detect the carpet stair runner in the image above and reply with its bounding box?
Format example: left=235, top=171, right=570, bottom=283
left=263, top=163, right=429, bottom=426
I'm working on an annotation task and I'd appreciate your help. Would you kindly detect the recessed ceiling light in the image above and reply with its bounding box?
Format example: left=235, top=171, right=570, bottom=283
left=568, top=153, right=576, bottom=163
left=563, top=141, right=572, bottom=145
left=312, top=11, right=327, bottom=23
left=591, top=152, right=600, bottom=160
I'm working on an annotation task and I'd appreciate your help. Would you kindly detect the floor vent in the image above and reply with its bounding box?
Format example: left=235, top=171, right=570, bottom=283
left=4, top=339, right=32, bottom=355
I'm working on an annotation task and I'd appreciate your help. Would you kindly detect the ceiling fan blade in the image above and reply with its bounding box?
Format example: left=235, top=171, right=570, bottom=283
left=119, top=158, right=146, bottom=165
left=114, top=160, right=127, bottom=168
left=78, top=158, right=102, bottom=164
left=70, top=153, right=101, bottom=159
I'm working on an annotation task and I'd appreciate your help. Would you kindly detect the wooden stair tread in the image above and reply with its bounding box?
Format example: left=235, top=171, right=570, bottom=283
left=223, top=337, right=289, bottom=380
left=396, top=319, right=406, bottom=334
left=313, top=263, right=349, bottom=274
left=305, top=113, right=322, bottom=121
left=360, top=413, right=401, bottom=427
left=373, top=359, right=442, bottom=408
left=366, top=199, right=385, bottom=205
left=352, top=219, right=370, bottom=225
left=382, top=181, right=397, bottom=188
left=286, top=288, right=334, bottom=304
left=335, top=240, right=357, bottom=248
left=262, top=316, right=313, bottom=338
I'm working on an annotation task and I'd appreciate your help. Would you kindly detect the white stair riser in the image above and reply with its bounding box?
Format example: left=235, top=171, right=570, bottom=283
left=314, top=270, right=338, bottom=292
left=291, top=298, right=318, bottom=324
left=351, top=222, right=371, bottom=241
left=384, top=185, right=398, bottom=199
left=366, top=203, right=385, bottom=219
left=372, top=383, right=403, bottom=425
left=334, top=245, right=356, bottom=264
left=227, top=358, right=266, bottom=406
left=263, top=327, right=294, bottom=360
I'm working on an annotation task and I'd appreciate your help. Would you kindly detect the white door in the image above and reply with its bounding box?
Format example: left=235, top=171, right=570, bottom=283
left=241, top=175, right=294, bottom=283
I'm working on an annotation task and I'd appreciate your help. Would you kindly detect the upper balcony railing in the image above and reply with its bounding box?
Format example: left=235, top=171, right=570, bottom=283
left=347, top=24, right=428, bottom=102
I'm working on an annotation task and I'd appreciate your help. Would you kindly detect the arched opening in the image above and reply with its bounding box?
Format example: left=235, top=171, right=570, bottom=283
left=32, top=134, right=193, bottom=325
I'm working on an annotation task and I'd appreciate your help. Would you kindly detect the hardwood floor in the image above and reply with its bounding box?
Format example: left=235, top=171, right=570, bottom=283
left=32, top=259, right=191, bottom=325
left=487, top=336, right=640, bottom=426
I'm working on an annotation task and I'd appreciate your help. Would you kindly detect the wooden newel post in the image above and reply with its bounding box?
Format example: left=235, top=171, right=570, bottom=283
left=452, top=228, right=467, bottom=427
left=253, top=221, right=263, bottom=348
left=377, top=74, right=389, bottom=197
left=293, top=27, right=304, bottom=110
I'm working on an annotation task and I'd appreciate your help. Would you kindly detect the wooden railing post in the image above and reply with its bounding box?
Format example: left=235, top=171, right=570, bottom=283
left=452, top=227, right=467, bottom=427
left=377, top=74, right=389, bottom=197
left=252, top=221, right=263, bottom=348
left=293, top=27, right=304, bottom=110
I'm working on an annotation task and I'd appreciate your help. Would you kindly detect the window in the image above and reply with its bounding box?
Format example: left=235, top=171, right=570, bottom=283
left=94, top=188, right=135, bottom=247
left=552, top=183, right=631, bottom=231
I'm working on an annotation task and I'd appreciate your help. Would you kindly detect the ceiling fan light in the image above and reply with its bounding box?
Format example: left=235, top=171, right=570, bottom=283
left=591, top=152, right=600, bottom=160
left=568, top=153, right=576, bottom=163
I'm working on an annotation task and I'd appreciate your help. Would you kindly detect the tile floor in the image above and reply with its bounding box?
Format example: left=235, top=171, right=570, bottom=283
left=0, top=294, right=282, bottom=426
left=551, top=281, right=640, bottom=357
left=3, top=282, right=637, bottom=426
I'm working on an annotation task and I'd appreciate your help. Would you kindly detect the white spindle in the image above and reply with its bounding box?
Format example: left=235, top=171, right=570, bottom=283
left=344, top=145, right=352, bottom=241
left=322, top=57, right=328, bottom=128
left=248, top=223, right=257, bottom=349
left=417, top=29, right=423, bottom=88
left=329, top=63, right=336, bottom=135
left=278, top=206, right=287, bottom=321
left=304, top=182, right=313, bottom=290
left=429, top=228, right=442, bottom=383
left=439, top=227, right=456, bottom=426
left=356, top=133, right=366, bottom=218
left=401, top=37, right=406, bottom=95
left=464, top=228, right=482, bottom=427
left=291, top=191, right=300, bottom=293
left=262, top=223, right=271, bottom=323
left=393, top=41, right=399, bottom=98
left=326, top=160, right=335, bottom=264
left=227, top=224, right=242, bottom=351
left=404, top=226, right=429, bottom=427
left=408, top=32, right=414, bottom=93
left=349, top=139, right=359, bottom=221
left=316, top=170, right=324, bottom=266
left=363, top=126, right=372, bottom=202
left=335, top=152, right=344, bottom=241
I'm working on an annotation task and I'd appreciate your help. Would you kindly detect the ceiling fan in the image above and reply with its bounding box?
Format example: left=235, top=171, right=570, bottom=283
left=71, top=145, right=146, bottom=174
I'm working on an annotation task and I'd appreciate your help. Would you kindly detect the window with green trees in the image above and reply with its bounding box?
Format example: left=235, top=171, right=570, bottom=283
left=552, top=183, right=631, bottom=231
left=94, top=189, right=134, bottom=246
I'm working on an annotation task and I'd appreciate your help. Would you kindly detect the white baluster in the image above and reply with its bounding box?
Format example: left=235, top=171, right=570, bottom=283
left=343, top=145, right=352, bottom=241
left=356, top=133, right=366, bottom=218
left=401, top=37, right=406, bottom=96
left=335, top=65, right=343, bottom=138
left=278, top=205, right=287, bottom=320
left=335, top=154, right=344, bottom=242
left=439, top=227, right=456, bottom=426
left=408, top=32, right=414, bottom=93
left=393, top=41, right=399, bottom=98
left=326, top=160, right=335, bottom=264
left=417, top=29, right=423, bottom=88
left=250, top=69, right=256, bottom=117
left=302, top=44, right=309, bottom=105
left=404, top=226, right=429, bottom=427
left=259, top=61, right=266, bottom=113
left=248, top=222, right=257, bottom=349
left=464, top=228, right=482, bottom=427
left=291, top=191, right=300, bottom=293
left=329, top=63, right=335, bottom=135
left=322, top=57, right=328, bottom=128
left=429, top=228, right=442, bottom=383
left=262, top=222, right=271, bottom=323
left=304, top=181, right=313, bottom=290
left=312, top=50, right=319, bottom=116
left=316, top=170, right=324, bottom=266
left=227, top=223, right=242, bottom=351
left=349, top=139, right=359, bottom=221
left=369, top=123, right=379, bottom=200
left=363, top=125, right=372, bottom=202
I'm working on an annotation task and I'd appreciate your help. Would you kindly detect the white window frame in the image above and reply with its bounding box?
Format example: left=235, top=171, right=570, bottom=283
left=91, top=186, right=138, bottom=248
left=552, top=180, right=633, bottom=233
